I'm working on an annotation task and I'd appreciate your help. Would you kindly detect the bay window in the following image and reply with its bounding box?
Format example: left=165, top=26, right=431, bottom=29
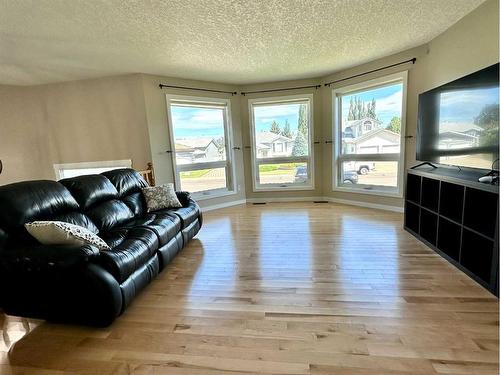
left=332, top=72, right=407, bottom=196
left=249, top=95, right=314, bottom=191
left=166, top=95, right=235, bottom=199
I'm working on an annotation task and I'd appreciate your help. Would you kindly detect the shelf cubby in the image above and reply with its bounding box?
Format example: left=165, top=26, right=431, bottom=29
left=405, top=201, right=420, bottom=234
left=461, top=228, right=495, bottom=284
left=420, top=209, right=438, bottom=245
left=439, top=182, right=464, bottom=223
left=437, top=217, right=461, bottom=261
left=421, top=177, right=440, bottom=212
left=463, top=188, right=498, bottom=239
left=406, top=174, right=421, bottom=204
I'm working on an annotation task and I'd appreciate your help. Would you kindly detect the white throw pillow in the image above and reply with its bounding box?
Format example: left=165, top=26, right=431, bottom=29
left=25, top=221, right=110, bottom=250
left=142, top=183, right=182, bottom=212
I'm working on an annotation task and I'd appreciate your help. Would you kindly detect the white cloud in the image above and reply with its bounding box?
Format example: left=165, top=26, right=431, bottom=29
left=375, top=90, right=402, bottom=114
left=254, top=103, right=301, bottom=119
left=172, top=107, right=224, bottom=130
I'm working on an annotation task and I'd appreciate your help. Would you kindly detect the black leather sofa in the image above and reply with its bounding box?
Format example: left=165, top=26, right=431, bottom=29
left=0, top=169, right=202, bottom=326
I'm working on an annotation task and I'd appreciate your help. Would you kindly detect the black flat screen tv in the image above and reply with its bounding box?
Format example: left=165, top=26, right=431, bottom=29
left=417, top=63, right=499, bottom=170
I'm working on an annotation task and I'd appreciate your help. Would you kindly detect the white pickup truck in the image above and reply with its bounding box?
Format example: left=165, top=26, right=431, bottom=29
left=344, top=161, right=375, bottom=175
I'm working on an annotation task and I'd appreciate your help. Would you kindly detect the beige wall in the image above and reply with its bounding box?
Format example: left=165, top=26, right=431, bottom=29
left=0, top=0, right=497, bottom=211
left=0, top=74, right=151, bottom=184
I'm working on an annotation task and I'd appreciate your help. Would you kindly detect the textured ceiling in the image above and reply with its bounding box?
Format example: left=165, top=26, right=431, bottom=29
left=0, top=0, right=486, bottom=86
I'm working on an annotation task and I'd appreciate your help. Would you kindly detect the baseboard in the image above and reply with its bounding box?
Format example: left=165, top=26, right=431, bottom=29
left=324, top=197, right=404, bottom=213
left=246, top=196, right=324, bottom=204
left=200, top=196, right=403, bottom=213
left=201, top=199, right=247, bottom=212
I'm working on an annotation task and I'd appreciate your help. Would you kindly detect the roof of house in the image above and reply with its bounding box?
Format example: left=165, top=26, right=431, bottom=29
left=343, top=117, right=382, bottom=130
left=255, top=131, right=293, bottom=144
left=175, top=137, right=218, bottom=150
left=439, top=123, right=483, bottom=133
left=344, top=128, right=400, bottom=144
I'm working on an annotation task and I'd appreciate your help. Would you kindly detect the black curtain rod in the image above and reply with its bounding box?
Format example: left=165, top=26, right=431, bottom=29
left=241, top=84, right=321, bottom=96
left=159, top=84, right=237, bottom=96
left=324, top=57, right=416, bottom=87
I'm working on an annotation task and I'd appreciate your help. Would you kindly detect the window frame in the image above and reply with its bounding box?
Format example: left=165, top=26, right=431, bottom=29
left=249, top=94, right=315, bottom=192
left=53, top=159, right=132, bottom=180
left=332, top=71, right=408, bottom=198
left=165, top=94, right=236, bottom=201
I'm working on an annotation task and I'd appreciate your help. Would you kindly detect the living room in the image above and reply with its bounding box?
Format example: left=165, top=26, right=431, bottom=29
left=0, top=0, right=499, bottom=374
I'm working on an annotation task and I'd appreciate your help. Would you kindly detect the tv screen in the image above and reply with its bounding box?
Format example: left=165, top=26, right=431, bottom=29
left=417, top=63, right=499, bottom=170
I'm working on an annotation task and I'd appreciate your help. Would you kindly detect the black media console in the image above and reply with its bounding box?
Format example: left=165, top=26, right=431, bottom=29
left=404, top=166, right=499, bottom=296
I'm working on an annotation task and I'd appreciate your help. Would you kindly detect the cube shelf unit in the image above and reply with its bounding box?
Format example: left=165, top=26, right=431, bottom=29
left=404, top=167, right=499, bottom=295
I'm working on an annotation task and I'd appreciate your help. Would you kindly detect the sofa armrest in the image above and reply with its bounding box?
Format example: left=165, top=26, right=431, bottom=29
left=176, top=191, right=192, bottom=207
left=0, top=244, right=100, bottom=274
left=0, top=245, right=122, bottom=326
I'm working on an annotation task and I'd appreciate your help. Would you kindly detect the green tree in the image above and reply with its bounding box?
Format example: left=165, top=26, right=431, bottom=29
left=367, top=98, right=377, bottom=119
left=270, top=120, right=281, bottom=134
left=387, top=116, right=401, bottom=134
left=281, top=120, right=292, bottom=138
left=292, top=131, right=308, bottom=156
left=348, top=97, right=355, bottom=120
left=474, top=104, right=499, bottom=147
left=348, top=96, right=377, bottom=121
left=298, top=104, right=308, bottom=136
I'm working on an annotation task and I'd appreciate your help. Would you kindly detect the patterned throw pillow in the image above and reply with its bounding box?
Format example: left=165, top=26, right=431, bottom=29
left=141, top=183, right=182, bottom=212
left=25, top=221, right=110, bottom=250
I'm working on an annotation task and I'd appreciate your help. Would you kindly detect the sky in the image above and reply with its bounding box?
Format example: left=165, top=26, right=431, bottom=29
left=439, top=87, right=499, bottom=123
left=170, top=84, right=403, bottom=139
left=171, top=106, right=225, bottom=138
left=340, top=83, right=402, bottom=126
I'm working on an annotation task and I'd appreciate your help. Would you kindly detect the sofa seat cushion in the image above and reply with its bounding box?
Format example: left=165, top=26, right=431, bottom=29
left=161, top=200, right=200, bottom=229
left=119, top=213, right=181, bottom=247
left=98, top=227, right=159, bottom=283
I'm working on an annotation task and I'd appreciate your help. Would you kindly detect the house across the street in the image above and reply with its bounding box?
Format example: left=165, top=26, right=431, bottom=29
left=175, top=137, right=223, bottom=164
left=343, top=128, right=401, bottom=154
left=342, top=118, right=382, bottom=138
left=255, top=131, right=294, bottom=158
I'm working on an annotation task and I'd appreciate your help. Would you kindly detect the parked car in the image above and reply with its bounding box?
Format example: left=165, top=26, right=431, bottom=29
left=294, top=166, right=358, bottom=184
left=294, top=165, right=308, bottom=183
left=343, top=170, right=358, bottom=184
left=344, top=161, right=375, bottom=175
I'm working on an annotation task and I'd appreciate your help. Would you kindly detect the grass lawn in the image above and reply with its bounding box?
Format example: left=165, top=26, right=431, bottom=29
left=180, top=169, right=211, bottom=179
left=259, top=163, right=304, bottom=175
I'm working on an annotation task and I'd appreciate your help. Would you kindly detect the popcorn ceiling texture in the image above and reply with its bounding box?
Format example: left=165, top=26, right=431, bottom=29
left=0, top=0, right=486, bottom=85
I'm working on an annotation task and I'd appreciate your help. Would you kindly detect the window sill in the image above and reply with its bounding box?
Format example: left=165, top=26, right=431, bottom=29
left=253, top=184, right=315, bottom=193
left=333, top=185, right=403, bottom=198
left=191, top=189, right=237, bottom=201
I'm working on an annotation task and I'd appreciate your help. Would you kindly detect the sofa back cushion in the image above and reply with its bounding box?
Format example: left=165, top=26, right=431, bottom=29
left=60, top=174, right=134, bottom=232
left=60, top=175, right=118, bottom=210
left=0, top=180, right=96, bottom=246
left=102, top=169, right=148, bottom=197
left=101, top=169, right=148, bottom=216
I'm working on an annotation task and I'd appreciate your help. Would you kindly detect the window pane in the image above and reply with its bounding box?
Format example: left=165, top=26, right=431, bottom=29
left=169, top=102, right=231, bottom=194
left=60, top=166, right=123, bottom=179
left=342, top=161, right=398, bottom=187
left=253, top=102, right=310, bottom=159
left=340, top=83, right=402, bottom=155
left=258, top=162, right=308, bottom=186
left=170, top=105, right=227, bottom=165
left=179, top=167, right=227, bottom=193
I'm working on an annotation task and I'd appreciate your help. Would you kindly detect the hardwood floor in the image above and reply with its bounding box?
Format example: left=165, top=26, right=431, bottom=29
left=0, top=202, right=498, bottom=374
